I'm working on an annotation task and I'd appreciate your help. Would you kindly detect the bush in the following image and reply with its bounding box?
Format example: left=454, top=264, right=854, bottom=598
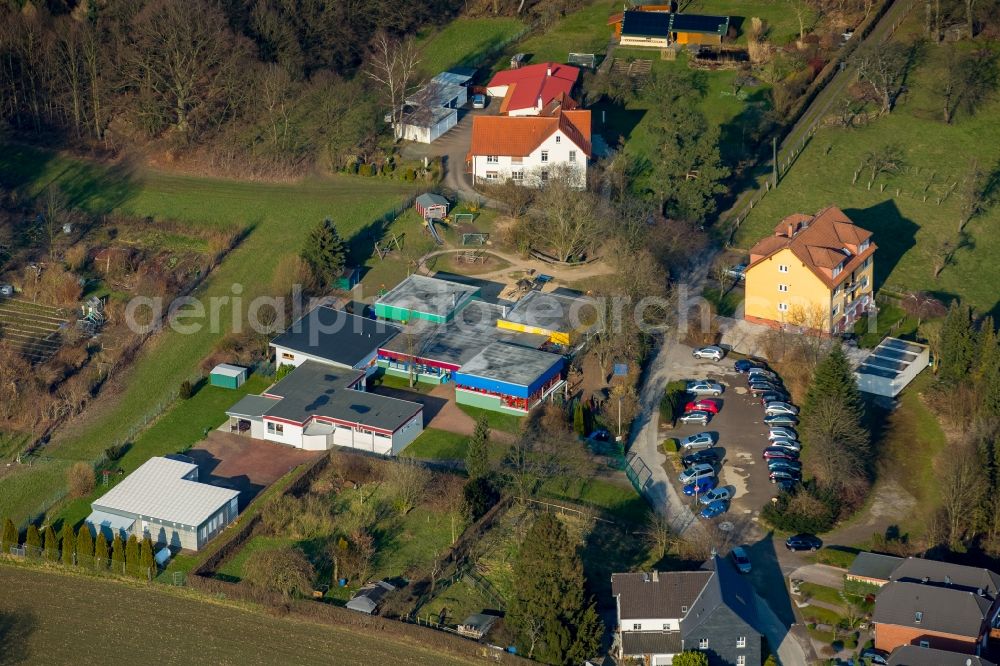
left=660, top=380, right=688, bottom=424
left=661, top=438, right=680, bottom=453
left=405, top=168, right=417, bottom=181
left=179, top=380, right=193, bottom=399
left=463, top=475, right=501, bottom=521
left=67, top=462, right=95, bottom=498
left=104, top=443, right=127, bottom=461
left=358, top=164, right=373, bottom=177
left=243, top=546, right=315, bottom=598
left=761, top=484, right=839, bottom=533
left=275, top=363, right=295, bottom=381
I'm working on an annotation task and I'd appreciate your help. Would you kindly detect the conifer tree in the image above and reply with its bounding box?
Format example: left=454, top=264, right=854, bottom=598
left=939, top=301, right=976, bottom=383
left=76, top=524, right=94, bottom=563
left=507, top=512, right=603, bottom=664
left=125, top=534, right=140, bottom=576
left=1, top=518, right=17, bottom=554
left=95, top=532, right=110, bottom=568
left=465, top=413, right=492, bottom=480
left=140, top=536, right=155, bottom=578
left=573, top=402, right=586, bottom=437
left=300, top=218, right=347, bottom=289
left=43, top=525, right=59, bottom=562
left=25, top=525, right=41, bottom=554
left=61, top=522, right=75, bottom=566
left=111, top=533, right=125, bottom=572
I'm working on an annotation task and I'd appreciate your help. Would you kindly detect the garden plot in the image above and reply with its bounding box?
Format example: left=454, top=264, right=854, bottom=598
left=0, top=298, right=67, bottom=362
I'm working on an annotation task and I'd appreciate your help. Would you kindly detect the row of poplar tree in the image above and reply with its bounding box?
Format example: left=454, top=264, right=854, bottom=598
left=1, top=517, right=156, bottom=579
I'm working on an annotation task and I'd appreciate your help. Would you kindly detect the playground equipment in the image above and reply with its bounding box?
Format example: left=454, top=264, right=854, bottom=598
left=426, top=219, right=444, bottom=246
left=374, top=233, right=402, bottom=260
left=461, top=232, right=489, bottom=246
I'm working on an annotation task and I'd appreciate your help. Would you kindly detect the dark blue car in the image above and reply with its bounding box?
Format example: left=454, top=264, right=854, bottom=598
left=683, top=476, right=718, bottom=496
left=735, top=359, right=765, bottom=373
left=700, top=499, right=729, bottom=519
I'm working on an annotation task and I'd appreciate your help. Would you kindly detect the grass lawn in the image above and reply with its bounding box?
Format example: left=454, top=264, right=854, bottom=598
left=457, top=404, right=524, bottom=434
left=0, top=431, right=31, bottom=462
left=539, top=476, right=648, bottom=525
left=419, top=578, right=491, bottom=625
left=374, top=372, right=436, bottom=394
left=854, top=302, right=917, bottom=348
left=703, top=286, right=742, bottom=317
left=732, top=13, right=1000, bottom=312
left=215, top=535, right=293, bottom=581
left=402, top=428, right=470, bottom=460
left=0, top=565, right=477, bottom=665
left=502, top=0, right=616, bottom=68
left=0, top=145, right=416, bottom=524
left=684, top=0, right=812, bottom=44
left=417, top=17, right=525, bottom=76
left=810, top=546, right=861, bottom=569
left=799, top=581, right=846, bottom=608
left=800, top=603, right=845, bottom=626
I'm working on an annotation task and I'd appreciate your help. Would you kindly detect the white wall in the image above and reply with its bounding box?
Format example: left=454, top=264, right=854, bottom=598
left=621, top=618, right=682, bottom=632
left=397, top=110, right=457, bottom=144
left=487, top=84, right=509, bottom=98
left=471, top=130, right=586, bottom=188
left=391, top=412, right=424, bottom=454
left=272, top=345, right=352, bottom=370
left=261, top=419, right=304, bottom=447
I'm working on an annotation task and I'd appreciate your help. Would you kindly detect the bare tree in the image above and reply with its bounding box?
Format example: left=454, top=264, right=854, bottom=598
left=929, top=238, right=957, bottom=279
left=939, top=444, right=986, bottom=549
left=385, top=459, right=432, bottom=515
left=528, top=167, right=600, bottom=262
left=864, top=143, right=905, bottom=189
left=366, top=31, right=422, bottom=141
left=856, top=43, right=909, bottom=116
left=959, top=159, right=999, bottom=231
left=939, top=47, right=999, bottom=123
left=900, top=292, right=947, bottom=328
left=787, top=0, right=813, bottom=41
left=642, top=511, right=674, bottom=561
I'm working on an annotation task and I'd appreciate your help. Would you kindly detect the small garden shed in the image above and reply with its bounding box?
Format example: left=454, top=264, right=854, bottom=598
left=415, top=193, right=450, bottom=220
left=210, top=363, right=247, bottom=389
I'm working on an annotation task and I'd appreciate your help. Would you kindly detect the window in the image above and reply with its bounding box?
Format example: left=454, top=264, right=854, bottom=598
left=778, top=264, right=789, bottom=273
left=778, top=284, right=788, bottom=292
left=281, top=352, right=294, bottom=361
left=832, top=304, right=839, bottom=317
left=540, top=170, right=549, bottom=182
left=778, top=303, right=788, bottom=312
left=662, top=623, right=670, bottom=630
left=698, top=639, right=709, bottom=650
left=485, top=171, right=498, bottom=181
left=511, top=171, right=524, bottom=181
left=486, top=155, right=499, bottom=163
left=569, top=150, right=577, bottom=163
left=737, top=636, right=746, bottom=648
left=737, top=657, right=746, bottom=666
left=541, top=150, right=549, bottom=163
left=919, top=640, right=930, bottom=648
left=859, top=239, right=870, bottom=252
left=555, top=135, right=561, bottom=143
left=266, top=422, right=284, bottom=435
left=681, top=606, right=688, bottom=614
left=632, top=623, right=641, bottom=631
left=861, top=276, right=869, bottom=288
left=915, top=611, right=923, bottom=623
left=832, top=264, right=843, bottom=278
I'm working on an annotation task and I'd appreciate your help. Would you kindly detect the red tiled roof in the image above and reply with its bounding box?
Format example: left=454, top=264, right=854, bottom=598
left=748, top=206, right=877, bottom=289
left=488, top=63, right=579, bottom=114
left=470, top=108, right=591, bottom=158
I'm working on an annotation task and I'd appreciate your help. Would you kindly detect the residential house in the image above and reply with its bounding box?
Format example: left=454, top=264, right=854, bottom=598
left=611, top=557, right=763, bottom=666
left=485, top=62, right=579, bottom=116
left=270, top=306, right=400, bottom=378
left=85, top=456, right=239, bottom=552
left=873, top=558, right=1000, bottom=655
left=743, top=206, right=877, bottom=334
left=888, top=645, right=996, bottom=666
left=847, top=552, right=904, bottom=588
left=468, top=105, right=591, bottom=188
left=226, top=360, right=423, bottom=455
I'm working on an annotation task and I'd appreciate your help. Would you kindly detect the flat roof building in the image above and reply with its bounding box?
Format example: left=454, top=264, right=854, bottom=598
left=86, top=456, right=240, bottom=552
left=497, top=289, right=597, bottom=346
left=855, top=337, right=930, bottom=398
left=454, top=341, right=565, bottom=415
left=374, top=274, right=479, bottom=324
left=271, top=306, right=400, bottom=374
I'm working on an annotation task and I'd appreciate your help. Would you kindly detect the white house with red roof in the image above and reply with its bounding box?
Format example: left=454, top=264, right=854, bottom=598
left=486, top=62, right=580, bottom=116
left=468, top=106, right=591, bottom=188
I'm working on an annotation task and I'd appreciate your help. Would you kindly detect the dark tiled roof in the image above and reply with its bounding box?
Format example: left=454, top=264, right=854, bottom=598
left=888, top=645, right=996, bottom=666
left=680, top=556, right=759, bottom=638
left=612, top=570, right=712, bottom=620
left=890, top=557, right=1000, bottom=597
left=873, top=581, right=992, bottom=636
left=271, top=306, right=400, bottom=368
left=848, top=552, right=904, bottom=581
left=621, top=631, right=682, bottom=655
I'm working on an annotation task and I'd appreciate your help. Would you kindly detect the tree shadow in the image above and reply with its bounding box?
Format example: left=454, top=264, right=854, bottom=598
left=0, top=609, right=36, bottom=664
left=590, top=97, right=647, bottom=147
left=843, top=200, right=918, bottom=291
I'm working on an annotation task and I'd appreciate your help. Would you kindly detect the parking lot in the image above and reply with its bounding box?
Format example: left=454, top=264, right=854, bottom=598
left=663, top=347, right=788, bottom=525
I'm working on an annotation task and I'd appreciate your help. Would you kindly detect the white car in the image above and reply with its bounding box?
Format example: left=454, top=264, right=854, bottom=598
left=679, top=432, right=716, bottom=451
left=692, top=345, right=725, bottom=361
left=768, top=427, right=798, bottom=441
left=678, top=463, right=716, bottom=484
left=699, top=486, right=732, bottom=505
left=471, top=94, right=486, bottom=109
left=687, top=380, right=723, bottom=396
left=764, top=401, right=799, bottom=416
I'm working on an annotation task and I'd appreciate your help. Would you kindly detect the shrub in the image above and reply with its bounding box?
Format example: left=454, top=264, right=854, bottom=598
left=661, top=438, right=680, bottom=453
left=463, top=475, right=501, bottom=521
left=94, top=532, right=109, bottom=568
left=358, top=164, right=373, bottom=177
left=761, top=484, right=839, bottom=533
left=140, top=536, right=155, bottom=576
left=43, top=525, right=59, bottom=561
left=104, top=443, right=127, bottom=461
left=660, top=380, right=688, bottom=423
left=125, top=534, right=140, bottom=576
left=67, top=461, right=95, bottom=498
left=405, top=168, right=417, bottom=181
left=61, top=523, right=75, bottom=566
left=1, top=518, right=17, bottom=554
left=25, top=525, right=40, bottom=552
left=243, top=546, right=315, bottom=598
left=179, top=380, right=193, bottom=399
left=76, top=524, right=94, bottom=561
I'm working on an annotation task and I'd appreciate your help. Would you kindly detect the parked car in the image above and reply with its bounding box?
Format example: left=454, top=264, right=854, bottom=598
left=774, top=478, right=799, bottom=493
left=734, top=358, right=766, bottom=373
left=769, top=438, right=802, bottom=452
left=692, top=345, right=725, bottom=361
left=685, top=399, right=720, bottom=414
left=725, top=264, right=747, bottom=282
left=588, top=429, right=611, bottom=443
left=859, top=648, right=889, bottom=665
left=764, top=414, right=799, bottom=426
left=678, top=463, right=715, bottom=484
left=471, top=94, right=487, bottom=109
left=677, top=432, right=716, bottom=452
left=683, top=476, right=718, bottom=496
left=700, top=499, right=729, bottom=519
left=678, top=410, right=712, bottom=426
left=768, top=427, right=798, bottom=441
left=749, top=382, right=782, bottom=397
left=759, top=391, right=789, bottom=405
left=731, top=546, right=752, bottom=574
left=681, top=448, right=720, bottom=468
left=747, top=368, right=779, bottom=383
left=769, top=469, right=802, bottom=484
left=687, top=380, right=723, bottom=396
left=764, top=401, right=799, bottom=416
left=699, top=486, right=733, bottom=505
left=767, top=460, right=803, bottom=473
left=763, top=447, right=799, bottom=460
left=785, top=534, right=823, bottom=552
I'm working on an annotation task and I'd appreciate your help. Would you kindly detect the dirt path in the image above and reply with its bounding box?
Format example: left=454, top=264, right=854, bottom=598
left=418, top=248, right=615, bottom=285
left=823, top=477, right=918, bottom=547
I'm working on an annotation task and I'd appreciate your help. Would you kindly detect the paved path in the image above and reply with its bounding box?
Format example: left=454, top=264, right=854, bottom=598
left=417, top=247, right=616, bottom=284
left=788, top=563, right=848, bottom=588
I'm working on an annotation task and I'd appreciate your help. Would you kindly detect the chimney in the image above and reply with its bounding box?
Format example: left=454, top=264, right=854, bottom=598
left=786, top=222, right=795, bottom=237
left=651, top=571, right=659, bottom=583
left=945, top=575, right=952, bottom=585
left=537, top=95, right=543, bottom=109
left=547, top=65, right=552, bottom=77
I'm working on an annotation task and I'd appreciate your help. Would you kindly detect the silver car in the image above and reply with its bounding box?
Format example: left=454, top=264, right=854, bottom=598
left=769, top=438, right=801, bottom=452
left=678, top=432, right=716, bottom=451
left=764, top=401, right=799, bottom=416
left=692, top=345, right=725, bottom=361
left=699, top=486, right=733, bottom=505
left=747, top=368, right=779, bottom=382
left=687, top=380, right=723, bottom=396
left=678, top=463, right=715, bottom=484
left=768, top=427, right=798, bottom=441
left=678, top=410, right=711, bottom=426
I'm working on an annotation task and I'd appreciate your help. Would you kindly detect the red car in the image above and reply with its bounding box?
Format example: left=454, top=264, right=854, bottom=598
left=763, top=446, right=799, bottom=460
left=685, top=399, right=720, bottom=414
